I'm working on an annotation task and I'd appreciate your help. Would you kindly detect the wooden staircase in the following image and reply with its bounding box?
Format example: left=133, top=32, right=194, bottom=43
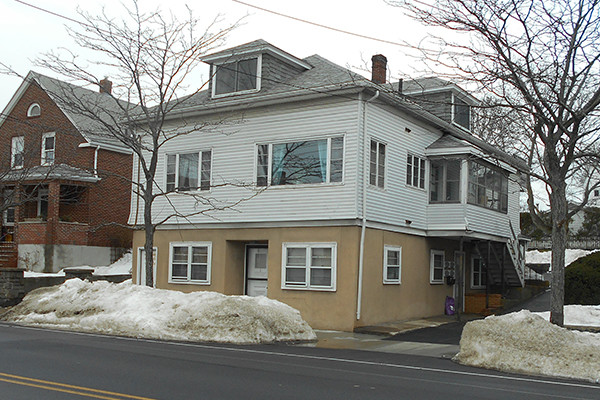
left=0, top=242, right=18, bottom=268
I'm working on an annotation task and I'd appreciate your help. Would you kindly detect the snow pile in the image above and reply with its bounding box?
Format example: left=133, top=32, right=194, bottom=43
left=1, top=279, right=316, bottom=344
left=525, top=249, right=597, bottom=267
left=93, top=252, right=132, bottom=275
left=535, top=305, right=600, bottom=327
left=454, top=310, right=600, bottom=382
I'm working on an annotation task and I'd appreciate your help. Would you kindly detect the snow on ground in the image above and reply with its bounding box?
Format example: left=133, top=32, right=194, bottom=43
left=455, top=310, right=600, bottom=383
left=525, top=249, right=598, bottom=267
left=0, top=279, right=316, bottom=344
left=23, top=252, right=132, bottom=278
left=535, top=305, right=600, bottom=327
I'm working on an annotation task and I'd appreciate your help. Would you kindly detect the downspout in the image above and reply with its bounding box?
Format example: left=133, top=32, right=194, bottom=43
left=93, top=146, right=100, bottom=177
left=357, top=89, right=380, bottom=321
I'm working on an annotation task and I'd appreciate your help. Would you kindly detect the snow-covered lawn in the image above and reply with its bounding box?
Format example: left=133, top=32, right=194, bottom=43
left=455, top=309, right=600, bottom=383
left=0, top=279, right=316, bottom=344
left=23, top=252, right=132, bottom=278
left=525, top=249, right=597, bottom=267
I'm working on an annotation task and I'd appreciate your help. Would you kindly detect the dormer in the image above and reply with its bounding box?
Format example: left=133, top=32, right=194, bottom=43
left=202, top=40, right=311, bottom=99
left=401, top=77, right=478, bottom=132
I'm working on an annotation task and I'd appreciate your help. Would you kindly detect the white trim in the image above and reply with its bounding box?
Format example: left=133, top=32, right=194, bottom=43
left=202, top=45, right=311, bottom=70
left=281, top=242, right=337, bottom=291
left=383, top=245, right=402, bottom=284
left=41, top=132, right=56, bottom=166
left=27, top=103, right=41, bottom=117
left=211, top=55, right=262, bottom=98
left=430, top=249, right=445, bottom=284
left=168, top=241, right=212, bottom=285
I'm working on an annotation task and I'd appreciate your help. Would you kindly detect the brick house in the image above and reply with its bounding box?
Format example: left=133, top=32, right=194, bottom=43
left=0, top=71, right=132, bottom=272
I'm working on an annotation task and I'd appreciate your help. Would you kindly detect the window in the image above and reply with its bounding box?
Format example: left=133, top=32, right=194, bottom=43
left=594, top=189, right=599, bottom=197
left=369, top=140, right=386, bottom=188
left=471, top=256, right=486, bottom=288
left=430, top=250, right=445, bottom=284
left=41, top=132, right=55, bottom=165
left=169, top=242, right=211, bottom=284
left=282, top=243, right=336, bottom=290
left=430, top=159, right=461, bottom=203
left=11, top=136, right=24, bottom=169
left=166, top=151, right=211, bottom=192
left=2, top=188, right=15, bottom=226
left=383, top=245, right=402, bottom=284
left=256, top=137, right=344, bottom=186
left=406, top=154, right=426, bottom=189
left=468, top=161, right=508, bottom=212
left=453, top=96, right=470, bottom=130
left=27, top=103, right=41, bottom=117
left=213, top=57, right=259, bottom=96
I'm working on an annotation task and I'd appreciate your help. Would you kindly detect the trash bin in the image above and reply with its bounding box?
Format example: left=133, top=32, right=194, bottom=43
left=445, top=296, right=455, bottom=315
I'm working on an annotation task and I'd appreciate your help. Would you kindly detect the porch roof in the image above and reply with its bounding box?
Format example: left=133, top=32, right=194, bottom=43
left=1, top=164, right=100, bottom=184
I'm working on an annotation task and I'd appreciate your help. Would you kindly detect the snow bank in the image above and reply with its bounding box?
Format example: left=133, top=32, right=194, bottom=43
left=93, top=252, right=132, bottom=275
left=454, top=311, right=600, bottom=382
left=1, top=279, right=316, bottom=344
left=525, top=249, right=597, bottom=267
left=535, top=305, right=600, bottom=327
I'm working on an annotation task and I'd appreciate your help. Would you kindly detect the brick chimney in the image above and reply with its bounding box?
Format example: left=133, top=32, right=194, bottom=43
left=371, top=54, right=387, bottom=84
left=99, top=78, right=112, bottom=94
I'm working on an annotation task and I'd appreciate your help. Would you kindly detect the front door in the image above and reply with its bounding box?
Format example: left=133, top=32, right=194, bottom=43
left=246, top=246, right=268, bottom=296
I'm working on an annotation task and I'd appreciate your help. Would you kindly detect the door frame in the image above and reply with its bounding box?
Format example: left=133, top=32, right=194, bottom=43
left=244, top=244, right=268, bottom=296
left=137, top=246, right=158, bottom=287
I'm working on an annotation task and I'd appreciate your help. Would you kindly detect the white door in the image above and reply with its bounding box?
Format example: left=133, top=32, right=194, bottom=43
left=137, top=247, right=157, bottom=287
left=246, top=246, right=268, bottom=296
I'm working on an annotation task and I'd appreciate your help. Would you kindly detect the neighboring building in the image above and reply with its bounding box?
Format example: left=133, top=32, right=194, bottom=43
left=130, top=40, right=529, bottom=331
left=0, top=71, right=132, bottom=272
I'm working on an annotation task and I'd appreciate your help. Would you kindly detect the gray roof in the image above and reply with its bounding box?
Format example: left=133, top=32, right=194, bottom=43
left=427, top=135, right=470, bottom=150
left=30, top=71, right=133, bottom=152
left=1, top=164, right=99, bottom=183
left=400, top=77, right=454, bottom=94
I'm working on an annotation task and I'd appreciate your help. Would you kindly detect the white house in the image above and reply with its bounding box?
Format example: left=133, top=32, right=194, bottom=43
left=129, top=40, right=529, bottom=331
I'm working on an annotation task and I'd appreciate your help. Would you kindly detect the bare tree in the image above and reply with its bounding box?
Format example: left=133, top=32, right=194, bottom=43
left=35, top=1, right=253, bottom=286
left=391, top=0, right=600, bottom=325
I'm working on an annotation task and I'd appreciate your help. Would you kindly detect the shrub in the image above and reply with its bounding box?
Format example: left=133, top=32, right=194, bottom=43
left=564, top=251, right=600, bottom=304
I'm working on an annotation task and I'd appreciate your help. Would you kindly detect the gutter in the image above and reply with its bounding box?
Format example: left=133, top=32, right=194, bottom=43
left=356, top=89, right=380, bottom=321
left=78, top=141, right=133, bottom=155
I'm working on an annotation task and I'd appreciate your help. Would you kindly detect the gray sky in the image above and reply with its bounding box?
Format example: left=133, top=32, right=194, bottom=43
left=0, top=0, right=436, bottom=109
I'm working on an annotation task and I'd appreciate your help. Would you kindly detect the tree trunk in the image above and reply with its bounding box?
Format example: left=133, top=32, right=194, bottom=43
left=549, top=186, right=567, bottom=326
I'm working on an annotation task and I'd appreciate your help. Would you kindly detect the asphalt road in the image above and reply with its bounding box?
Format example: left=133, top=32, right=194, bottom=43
left=0, top=322, right=598, bottom=400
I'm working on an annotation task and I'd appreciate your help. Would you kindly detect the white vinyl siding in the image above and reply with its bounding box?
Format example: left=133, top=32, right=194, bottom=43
left=430, top=250, right=445, bottom=284
left=169, top=242, right=211, bottom=284
left=383, top=245, right=402, bottom=284
left=281, top=242, right=336, bottom=291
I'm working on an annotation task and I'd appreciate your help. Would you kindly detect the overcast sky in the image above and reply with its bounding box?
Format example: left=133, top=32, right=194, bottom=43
left=0, top=0, right=442, bottom=109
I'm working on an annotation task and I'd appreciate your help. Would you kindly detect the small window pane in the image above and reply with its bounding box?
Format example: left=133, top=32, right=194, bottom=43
left=166, top=155, right=176, bottom=191
left=387, top=250, right=399, bottom=266
left=237, top=59, right=257, bottom=91
left=191, top=247, right=208, bottom=264
left=172, top=247, right=188, bottom=263
left=310, top=268, right=331, bottom=286
left=257, top=144, right=269, bottom=186
left=178, top=153, right=199, bottom=191
left=311, top=248, right=331, bottom=267
left=386, top=266, right=400, bottom=280
left=200, top=151, right=211, bottom=191
left=377, top=143, right=385, bottom=188
left=330, top=137, right=344, bottom=182
left=172, top=264, right=187, bottom=278
left=286, top=267, right=306, bottom=284
left=215, top=62, right=236, bottom=95
left=286, top=248, right=306, bottom=266
left=370, top=141, right=377, bottom=186
left=190, top=265, right=207, bottom=281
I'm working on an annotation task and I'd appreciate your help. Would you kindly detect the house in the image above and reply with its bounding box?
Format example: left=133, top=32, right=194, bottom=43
left=129, top=40, right=529, bottom=331
left=0, top=72, right=132, bottom=272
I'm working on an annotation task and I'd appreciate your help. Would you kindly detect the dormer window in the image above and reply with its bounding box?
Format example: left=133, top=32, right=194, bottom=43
left=27, top=103, right=41, bottom=117
left=453, top=95, right=471, bottom=131
left=213, top=56, right=260, bottom=97
left=41, top=132, right=55, bottom=165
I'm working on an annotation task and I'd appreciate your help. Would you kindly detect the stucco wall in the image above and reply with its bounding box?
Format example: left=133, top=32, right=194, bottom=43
left=18, top=244, right=113, bottom=272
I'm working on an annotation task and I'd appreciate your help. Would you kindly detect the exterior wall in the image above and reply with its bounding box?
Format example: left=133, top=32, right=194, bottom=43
left=133, top=225, right=362, bottom=331
left=411, top=91, right=453, bottom=124
left=260, top=54, right=305, bottom=91
left=359, top=229, right=456, bottom=325
left=130, top=98, right=361, bottom=225
left=18, top=243, right=113, bottom=272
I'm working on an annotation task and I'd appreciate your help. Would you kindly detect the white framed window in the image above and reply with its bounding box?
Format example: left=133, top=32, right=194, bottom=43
left=430, top=158, right=461, bottom=203
left=383, top=245, right=402, bottom=284
left=166, top=150, right=212, bottom=192
left=471, top=256, right=486, bottom=289
left=430, top=250, right=445, bottom=284
left=27, top=103, right=41, bottom=117
left=452, top=94, right=471, bottom=131
left=41, top=132, right=55, bottom=165
left=168, top=242, right=211, bottom=284
left=11, top=136, right=24, bottom=169
left=212, top=56, right=261, bottom=97
left=369, top=139, right=386, bottom=188
left=256, top=136, right=344, bottom=186
left=468, top=160, right=509, bottom=213
left=281, top=242, right=336, bottom=291
left=406, top=154, right=426, bottom=189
